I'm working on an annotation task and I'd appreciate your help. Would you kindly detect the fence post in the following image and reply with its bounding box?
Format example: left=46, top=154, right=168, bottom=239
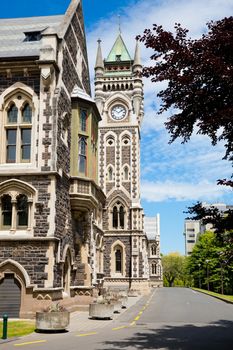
left=2, top=314, right=8, bottom=340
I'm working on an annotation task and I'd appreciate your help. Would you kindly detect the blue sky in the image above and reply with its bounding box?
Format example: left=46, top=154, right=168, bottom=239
left=2, top=0, right=233, bottom=255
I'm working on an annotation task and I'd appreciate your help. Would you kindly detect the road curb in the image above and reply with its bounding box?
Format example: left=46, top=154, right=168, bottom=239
left=191, top=288, right=233, bottom=304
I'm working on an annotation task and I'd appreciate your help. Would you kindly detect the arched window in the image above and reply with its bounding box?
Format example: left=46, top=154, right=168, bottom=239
left=16, top=194, right=28, bottom=227
left=111, top=202, right=126, bottom=230
left=22, top=104, right=32, bottom=123
left=80, top=109, right=87, bottom=132
left=0, top=181, right=34, bottom=232
left=108, top=166, right=114, bottom=181
left=113, top=206, right=118, bottom=228
left=78, top=137, right=87, bottom=173
left=1, top=195, right=12, bottom=227
left=4, top=98, right=32, bottom=163
left=152, top=263, right=157, bottom=275
left=123, top=166, right=129, bottom=181
left=119, top=206, right=124, bottom=228
left=115, top=248, right=122, bottom=273
left=8, top=104, right=18, bottom=123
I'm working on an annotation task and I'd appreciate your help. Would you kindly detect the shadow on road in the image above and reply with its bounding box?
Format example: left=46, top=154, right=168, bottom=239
left=97, top=320, right=233, bottom=350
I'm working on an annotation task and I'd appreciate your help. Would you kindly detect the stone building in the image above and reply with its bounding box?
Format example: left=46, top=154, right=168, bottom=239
left=0, top=0, right=105, bottom=318
left=144, top=215, right=163, bottom=287
left=94, top=34, right=150, bottom=293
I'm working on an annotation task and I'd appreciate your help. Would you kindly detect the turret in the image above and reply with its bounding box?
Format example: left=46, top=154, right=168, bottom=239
left=133, top=40, right=142, bottom=74
left=95, top=39, right=104, bottom=77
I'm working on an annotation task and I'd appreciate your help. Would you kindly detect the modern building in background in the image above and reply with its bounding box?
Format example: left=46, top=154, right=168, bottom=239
left=144, top=215, right=163, bottom=287
left=184, top=202, right=232, bottom=255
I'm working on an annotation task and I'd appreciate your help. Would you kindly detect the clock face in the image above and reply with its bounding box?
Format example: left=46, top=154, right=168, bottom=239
left=111, top=104, right=127, bottom=120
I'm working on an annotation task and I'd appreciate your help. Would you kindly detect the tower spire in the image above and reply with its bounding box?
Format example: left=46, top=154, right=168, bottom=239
left=133, top=39, right=142, bottom=69
left=95, top=39, right=104, bottom=76
left=118, top=15, right=121, bottom=34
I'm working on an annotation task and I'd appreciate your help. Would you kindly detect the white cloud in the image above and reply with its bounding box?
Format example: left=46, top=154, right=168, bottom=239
left=141, top=179, right=232, bottom=202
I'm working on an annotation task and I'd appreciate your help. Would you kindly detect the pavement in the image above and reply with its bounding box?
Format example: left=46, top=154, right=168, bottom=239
left=0, top=294, right=144, bottom=344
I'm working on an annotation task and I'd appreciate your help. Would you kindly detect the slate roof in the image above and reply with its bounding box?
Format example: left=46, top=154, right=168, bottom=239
left=0, top=15, right=63, bottom=58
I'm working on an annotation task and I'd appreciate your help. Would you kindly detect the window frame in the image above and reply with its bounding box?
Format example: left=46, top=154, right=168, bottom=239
left=2, top=95, right=33, bottom=164
left=78, top=137, right=87, bottom=174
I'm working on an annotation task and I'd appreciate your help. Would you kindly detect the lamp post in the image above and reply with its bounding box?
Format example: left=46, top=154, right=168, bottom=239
left=205, top=259, right=210, bottom=291
left=198, top=263, right=201, bottom=289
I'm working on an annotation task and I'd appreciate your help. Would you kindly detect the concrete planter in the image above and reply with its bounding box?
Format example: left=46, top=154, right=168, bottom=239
left=36, top=311, right=70, bottom=331
left=120, top=296, right=128, bottom=308
left=89, top=303, right=114, bottom=319
left=111, top=300, right=122, bottom=313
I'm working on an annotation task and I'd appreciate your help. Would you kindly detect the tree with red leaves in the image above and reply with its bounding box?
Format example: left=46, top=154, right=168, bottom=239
left=137, top=17, right=233, bottom=186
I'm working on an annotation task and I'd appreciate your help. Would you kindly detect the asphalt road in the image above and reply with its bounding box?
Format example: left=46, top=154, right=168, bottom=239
left=2, top=288, right=233, bottom=350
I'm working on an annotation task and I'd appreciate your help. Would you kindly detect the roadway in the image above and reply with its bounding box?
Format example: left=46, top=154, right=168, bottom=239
left=1, top=287, right=233, bottom=349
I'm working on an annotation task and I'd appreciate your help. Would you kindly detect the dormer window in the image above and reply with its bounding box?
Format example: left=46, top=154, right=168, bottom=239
left=24, top=31, right=42, bottom=42
left=116, top=55, right=121, bottom=61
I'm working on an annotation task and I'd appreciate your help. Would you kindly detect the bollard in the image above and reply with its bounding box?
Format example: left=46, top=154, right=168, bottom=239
left=2, top=314, right=8, bottom=340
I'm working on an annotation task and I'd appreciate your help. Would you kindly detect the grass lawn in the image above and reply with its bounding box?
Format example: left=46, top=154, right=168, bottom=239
left=193, top=288, right=233, bottom=303
left=0, top=321, right=35, bottom=339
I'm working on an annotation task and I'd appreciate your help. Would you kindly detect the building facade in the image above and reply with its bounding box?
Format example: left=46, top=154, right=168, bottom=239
left=0, top=0, right=105, bottom=318
left=144, top=215, right=163, bottom=287
left=94, top=34, right=150, bottom=293
left=184, top=202, right=233, bottom=255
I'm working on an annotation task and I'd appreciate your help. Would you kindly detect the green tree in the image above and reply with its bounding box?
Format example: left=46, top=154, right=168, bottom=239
left=162, top=252, right=187, bottom=287
left=188, top=231, right=233, bottom=294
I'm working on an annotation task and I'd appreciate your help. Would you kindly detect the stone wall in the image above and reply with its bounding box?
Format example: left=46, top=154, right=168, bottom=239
left=103, top=235, right=131, bottom=277
left=0, top=66, right=40, bottom=95
left=0, top=241, right=48, bottom=288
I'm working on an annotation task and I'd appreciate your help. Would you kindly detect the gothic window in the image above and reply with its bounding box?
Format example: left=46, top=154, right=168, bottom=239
left=4, top=98, right=32, bottom=164
left=0, top=189, right=32, bottom=231
left=119, top=206, right=124, bottom=228
left=8, top=104, right=18, bottom=123
left=107, top=166, right=114, bottom=182
left=16, top=194, right=28, bottom=227
left=151, top=262, right=157, bottom=275
left=115, top=248, right=122, bottom=273
left=78, top=137, right=87, bottom=174
left=123, top=166, right=129, bottom=181
left=80, top=109, right=88, bottom=132
left=112, top=206, right=118, bottom=228
left=1, top=195, right=12, bottom=227
left=112, top=202, right=125, bottom=230
left=22, top=104, right=32, bottom=123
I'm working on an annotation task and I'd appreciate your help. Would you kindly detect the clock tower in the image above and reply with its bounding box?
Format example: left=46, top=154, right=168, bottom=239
left=95, top=34, right=150, bottom=293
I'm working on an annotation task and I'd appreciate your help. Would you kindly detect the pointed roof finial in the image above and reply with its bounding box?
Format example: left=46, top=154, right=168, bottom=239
left=118, top=15, right=121, bottom=34
left=95, top=38, right=104, bottom=71
left=133, top=39, right=142, bottom=67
